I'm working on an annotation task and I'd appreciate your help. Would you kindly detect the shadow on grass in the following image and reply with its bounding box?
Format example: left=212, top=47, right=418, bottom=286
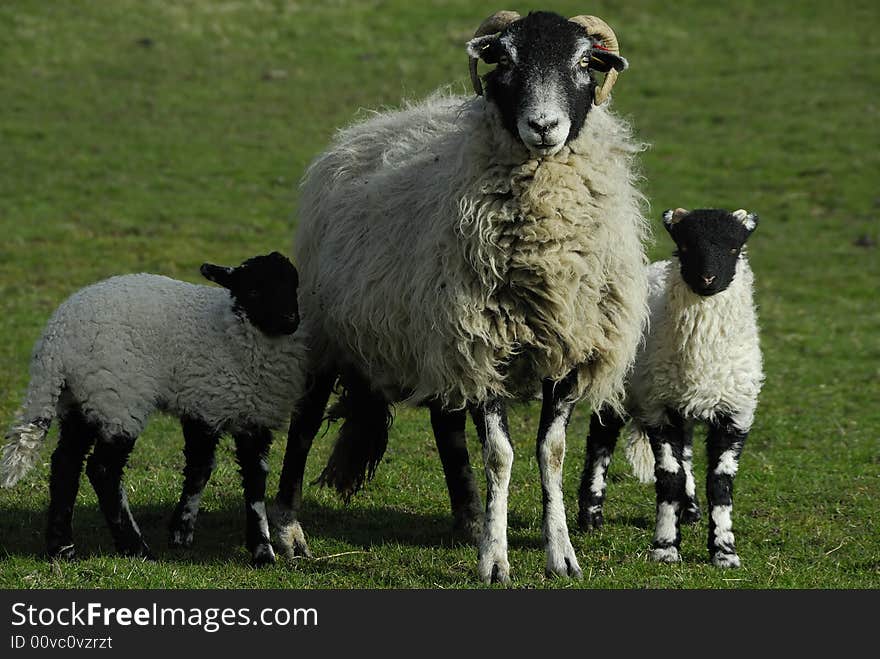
left=0, top=495, right=543, bottom=564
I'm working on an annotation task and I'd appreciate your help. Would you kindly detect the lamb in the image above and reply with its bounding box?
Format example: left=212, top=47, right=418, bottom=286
left=1, top=252, right=306, bottom=566
left=577, top=208, right=764, bottom=567
left=273, top=10, right=650, bottom=584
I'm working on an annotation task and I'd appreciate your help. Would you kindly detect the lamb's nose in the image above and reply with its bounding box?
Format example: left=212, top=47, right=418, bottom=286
left=703, top=275, right=716, bottom=286
left=528, top=118, right=558, bottom=136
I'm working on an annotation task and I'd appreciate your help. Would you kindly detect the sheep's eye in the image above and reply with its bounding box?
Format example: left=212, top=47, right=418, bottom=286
left=730, top=248, right=739, bottom=255
left=578, top=56, right=591, bottom=69
left=498, top=54, right=510, bottom=66
left=679, top=245, right=688, bottom=253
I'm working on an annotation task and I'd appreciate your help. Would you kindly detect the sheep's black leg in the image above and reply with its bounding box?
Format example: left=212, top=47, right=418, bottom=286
left=578, top=406, right=625, bottom=531
left=169, top=416, right=221, bottom=548
left=234, top=427, right=275, bottom=567
left=470, top=397, right=513, bottom=585
left=85, top=434, right=152, bottom=558
left=536, top=372, right=582, bottom=579
left=46, top=407, right=96, bottom=560
left=648, top=413, right=687, bottom=563
left=429, top=403, right=483, bottom=543
left=705, top=416, right=747, bottom=568
left=271, top=371, right=334, bottom=558
left=680, top=424, right=702, bottom=525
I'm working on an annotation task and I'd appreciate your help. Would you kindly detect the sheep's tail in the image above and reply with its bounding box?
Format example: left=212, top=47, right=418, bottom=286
left=624, top=424, right=655, bottom=484
left=312, top=378, right=392, bottom=503
left=2, top=335, right=64, bottom=488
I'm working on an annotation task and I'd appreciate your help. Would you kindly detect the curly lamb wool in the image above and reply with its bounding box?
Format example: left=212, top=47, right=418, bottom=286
left=296, top=94, right=649, bottom=413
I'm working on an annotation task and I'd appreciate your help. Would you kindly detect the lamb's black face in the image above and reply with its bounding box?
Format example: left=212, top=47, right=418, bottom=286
left=663, top=208, right=758, bottom=296
left=201, top=251, right=300, bottom=336
left=467, top=12, right=627, bottom=156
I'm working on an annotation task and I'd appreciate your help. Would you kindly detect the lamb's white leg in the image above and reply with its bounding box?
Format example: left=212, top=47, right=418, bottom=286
left=537, top=376, right=582, bottom=579
left=706, top=416, right=747, bottom=568
left=470, top=399, right=513, bottom=585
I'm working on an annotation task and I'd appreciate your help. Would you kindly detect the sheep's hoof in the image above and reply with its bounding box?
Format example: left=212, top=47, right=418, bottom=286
left=680, top=504, right=702, bottom=525
left=711, top=552, right=741, bottom=568
left=119, top=542, right=155, bottom=561
left=578, top=508, right=604, bottom=532
left=48, top=543, right=77, bottom=561
left=169, top=528, right=195, bottom=549
left=650, top=545, right=681, bottom=563
left=478, top=549, right=510, bottom=585
left=545, top=537, right=583, bottom=580
left=268, top=503, right=313, bottom=559
left=251, top=544, right=277, bottom=568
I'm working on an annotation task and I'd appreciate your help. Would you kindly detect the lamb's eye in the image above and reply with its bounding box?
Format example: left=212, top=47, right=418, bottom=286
left=578, top=56, right=591, bottom=69
left=730, top=248, right=739, bottom=255
left=679, top=245, right=688, bottom=253
left=498, top=54, right=510, bottom=66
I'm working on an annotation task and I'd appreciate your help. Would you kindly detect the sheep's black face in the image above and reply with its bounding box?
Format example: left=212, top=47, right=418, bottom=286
left=467, top=12, right=627, bottom=156
left=201, top=251, right=300, bottom=336
left=663, top=208, right=758, bottom=296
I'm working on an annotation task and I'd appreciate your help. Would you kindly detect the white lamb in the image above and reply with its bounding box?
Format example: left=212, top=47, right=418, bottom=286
left=1, top=252, right=306, bottom=566
left=578, top=208, right=764, bottom=568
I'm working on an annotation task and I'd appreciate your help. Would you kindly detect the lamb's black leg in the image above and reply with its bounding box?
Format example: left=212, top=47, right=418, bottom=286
left=578, top=407, right=625, bottom=531
left=234, top=427, right=275, bottom=567
left=536, top=372, right=582, bottom=579
left=648, top=413, right=687, bottom=563
left=705, top=416, right=747, bottom=568
left=680, top=424, right=702, bottom=525
left=85, top=434, right=152, bottom=558
left=169, top=416, right=221, bottom=548
left=271, top=371, right=334, bottom=558
left=429, top=403, right=483, bottom=543
left=46, top=408, right=96, bottom=560
left=470, top=397, right=513, bottom=585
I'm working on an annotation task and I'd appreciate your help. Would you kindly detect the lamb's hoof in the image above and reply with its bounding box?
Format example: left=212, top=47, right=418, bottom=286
left=545, top=536, right=583, bottom=579
left=48, top=544, right=77, bottom=561
left=452, top=509, right=484, bottom=545
left=251, top=544, right=277, bottom=568
left=650, top=546, right=681, bottom=563
left=578, top=507, right=604, bottom=532
left=119, top=543, right=155, bottom=561
left=478, top=549, right=510, bottom=585
left=169, top=527, right=194, bottom=549
left=712, top=552, right=741, bottom=568
left=680, top=504, right=702, bottom=525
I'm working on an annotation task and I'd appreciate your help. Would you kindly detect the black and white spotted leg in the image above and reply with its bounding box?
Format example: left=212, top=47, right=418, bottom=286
left=705, top=416, right=747, bottom=568
left=46, top=408, right=96, bottom=560
left=578, top=406, right=625, bottom=531
left=234, top=427, right=275, bottom=567
left=648, top=416, right=687, bottom=563
left=85, top=434, right=153, bottom=559
left=536, top=374, right=582, bottom=579
left=680, top=423, right=702, bottom=525
left=271, top=371, right=334, bottom=559
left=470, top=398, right=513, bottom=585
left=169, top=416, right=221, bottom=549
left=429, top=403, right=483, bottom=543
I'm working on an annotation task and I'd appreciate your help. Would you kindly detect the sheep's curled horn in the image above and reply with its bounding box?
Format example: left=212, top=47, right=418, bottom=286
left=467, top=12, right=624, bottom=105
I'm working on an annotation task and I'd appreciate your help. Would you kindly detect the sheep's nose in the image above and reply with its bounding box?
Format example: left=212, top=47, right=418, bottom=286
left=702, top=275, right=716, bottom=286
left=528, top=118, right=558, bottom=136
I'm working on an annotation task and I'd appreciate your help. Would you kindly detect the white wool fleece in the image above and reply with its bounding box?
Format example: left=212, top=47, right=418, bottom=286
left=17, top=274, right=308, bottom=439
left=295, top=92, right=650, bottom=412
left=628, top=257, right=764, bottom=433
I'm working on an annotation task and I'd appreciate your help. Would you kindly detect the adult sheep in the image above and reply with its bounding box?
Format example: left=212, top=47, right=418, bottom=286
left=273, top=10, right=650, bottom=584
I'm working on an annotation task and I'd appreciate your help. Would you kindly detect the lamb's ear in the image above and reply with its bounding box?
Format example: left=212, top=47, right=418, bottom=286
left=466, top=34, right=502, bottom=63
left=732, top=209, right=758, bottom=233
left=662, top=208, right=688, bottom=233
left=200, top=263, right=235, bottom=289
left=589, top=47, right=628, bottom=73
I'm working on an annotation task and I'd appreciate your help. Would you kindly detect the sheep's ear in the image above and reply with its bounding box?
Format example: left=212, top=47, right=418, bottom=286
left=200, top=263, right=235, bottom=289
left=589, top=47, right=628, bottom=73
left=732, top=209, right=758, bottom=232
left=662, top=208, right=688, bottom=233
left=466, top=34, right=502, bottom=63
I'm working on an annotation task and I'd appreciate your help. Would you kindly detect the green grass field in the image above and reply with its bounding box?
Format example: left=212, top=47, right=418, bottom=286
left=1, top=0, right=877, bottom=589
